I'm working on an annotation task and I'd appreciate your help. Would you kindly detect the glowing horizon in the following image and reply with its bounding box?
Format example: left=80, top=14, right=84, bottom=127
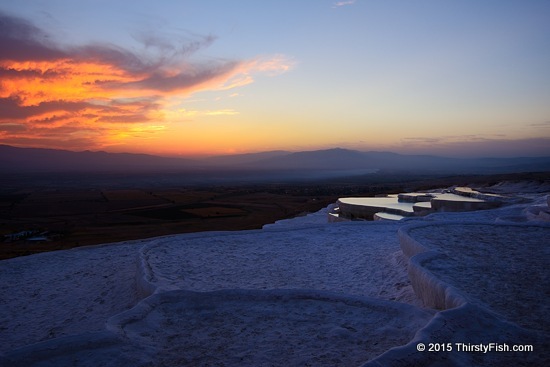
left=1, top=1, right=549, bottom=158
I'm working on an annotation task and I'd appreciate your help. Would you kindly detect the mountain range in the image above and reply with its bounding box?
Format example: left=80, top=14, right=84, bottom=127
left=1, top=144, right=550, bottom=176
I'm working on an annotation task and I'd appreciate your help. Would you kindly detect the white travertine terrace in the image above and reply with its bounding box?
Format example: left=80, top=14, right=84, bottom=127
left=1, top=182, right=548, bottom=366
left=331, top=187, right=505, bottom=221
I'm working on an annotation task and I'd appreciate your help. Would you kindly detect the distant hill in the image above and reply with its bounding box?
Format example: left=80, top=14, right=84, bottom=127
left=243, top=148, right=550, bottom=174
left=1, top=145, right=549, bottom=175
left=202, top=150, right=290, bottom=166
left=0, top=145, right=198, bottom=173
left=247, top=148, right=373, bottom=170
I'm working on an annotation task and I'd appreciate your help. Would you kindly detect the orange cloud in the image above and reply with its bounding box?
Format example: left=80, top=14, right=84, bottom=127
left=0, top=60, right=136, bottom=105
left=0, top=12, right=293, bottom=152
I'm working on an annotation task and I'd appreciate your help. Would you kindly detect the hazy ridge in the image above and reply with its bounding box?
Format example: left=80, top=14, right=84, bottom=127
left=1, top=144, right=550, bottom=177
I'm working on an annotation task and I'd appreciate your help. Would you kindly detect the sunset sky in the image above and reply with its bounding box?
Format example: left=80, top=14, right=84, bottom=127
left=1, top=0, right=549, bottom=157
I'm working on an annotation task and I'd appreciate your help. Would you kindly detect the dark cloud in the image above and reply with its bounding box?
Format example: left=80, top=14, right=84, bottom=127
left=0, top=97, right=90, bottom=120
left=0, top=12, right=145, bottom=70
left=0, top=136, right=99, bottom=150
left=31, top=121, right=103, bottom=136
left=116, top=61, right=240, bottom=92
left=92, top=99, right=160, bottom=123
left=28, top=114, right=72, bottom=124
left=132, top=31, right=217, bottom=58
left=97, top=113, right=152, bottom=124
left=0, top=66, right=61, bottom=79
left=74, top=43, right=153, bottom=74
left=0, top=12, right=152, bottom=72
left=0, top=11, right=66, bottom=61
left=72, top=36, right=238, bottom=81
left=0, top=123, right=27, bottom=133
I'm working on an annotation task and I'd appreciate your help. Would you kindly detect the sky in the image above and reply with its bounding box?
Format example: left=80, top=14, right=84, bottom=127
left=0, top=0, right=549, bottom=158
